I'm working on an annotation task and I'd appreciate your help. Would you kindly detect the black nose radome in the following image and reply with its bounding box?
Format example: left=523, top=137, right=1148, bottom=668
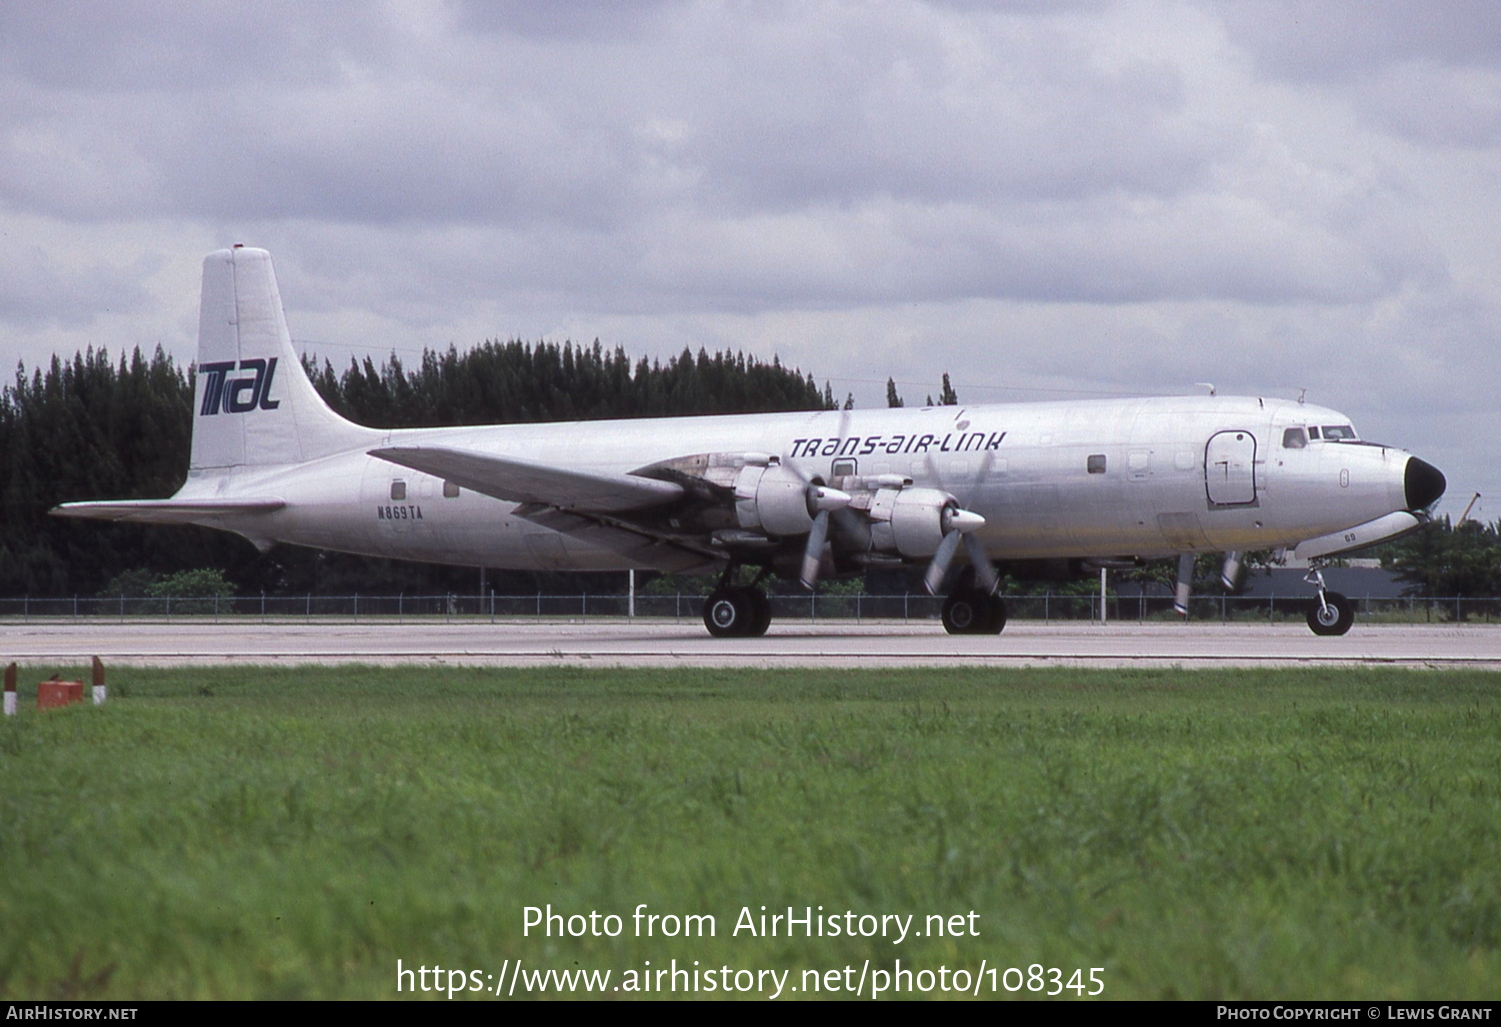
left=1405, top=457, right=1446, bottom=511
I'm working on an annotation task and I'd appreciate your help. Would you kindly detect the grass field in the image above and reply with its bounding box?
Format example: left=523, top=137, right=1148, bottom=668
left=1, top=664, right=1499, bottom=1000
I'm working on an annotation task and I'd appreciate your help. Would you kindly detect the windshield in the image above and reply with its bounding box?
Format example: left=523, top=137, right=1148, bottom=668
left=1321, top=425, right=1358, bottom=441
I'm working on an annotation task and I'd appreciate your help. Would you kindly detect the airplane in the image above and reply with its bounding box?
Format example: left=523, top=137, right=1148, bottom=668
left=54, top=246, right=1447, bottom=638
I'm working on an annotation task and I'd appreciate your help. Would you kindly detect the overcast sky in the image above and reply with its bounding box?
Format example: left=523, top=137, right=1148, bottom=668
left=2, top=1, right=1497, bottom=515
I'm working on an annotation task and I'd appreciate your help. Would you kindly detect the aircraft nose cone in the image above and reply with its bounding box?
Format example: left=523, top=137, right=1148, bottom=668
left=1404, top=456, right=1446, bottom=511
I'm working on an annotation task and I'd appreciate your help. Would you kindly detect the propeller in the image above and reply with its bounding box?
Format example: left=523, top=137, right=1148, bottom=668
left=796, top=484, right=851, bottom=589
left=786, top=407, right=854, bottom=591
left=922, top=440, right=999, bottom=596
left=923, top=504, right=985, bottom=595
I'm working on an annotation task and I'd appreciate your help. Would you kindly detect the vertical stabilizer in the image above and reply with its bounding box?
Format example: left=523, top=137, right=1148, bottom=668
left=190, top=247, right=372, bottom=471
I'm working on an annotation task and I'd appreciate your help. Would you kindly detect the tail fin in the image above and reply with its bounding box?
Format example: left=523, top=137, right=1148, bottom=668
left=190, top=246, right=373, bottom=471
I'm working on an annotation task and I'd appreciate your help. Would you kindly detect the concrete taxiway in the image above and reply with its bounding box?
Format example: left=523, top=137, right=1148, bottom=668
left=3, top=618, right=1500, bottom=668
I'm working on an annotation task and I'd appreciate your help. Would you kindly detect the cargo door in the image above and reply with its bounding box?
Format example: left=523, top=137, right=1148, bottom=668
left=1205, top=430, right=1257, bottom=505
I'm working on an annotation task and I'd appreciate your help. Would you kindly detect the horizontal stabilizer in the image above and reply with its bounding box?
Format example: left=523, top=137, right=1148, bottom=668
left=51, top=497, right=286, bottom=524
left=369, top=446, right=683, bottom=513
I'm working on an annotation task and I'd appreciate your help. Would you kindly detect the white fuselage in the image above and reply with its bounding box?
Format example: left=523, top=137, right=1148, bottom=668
left=187, top=395, right=1413, bottom=572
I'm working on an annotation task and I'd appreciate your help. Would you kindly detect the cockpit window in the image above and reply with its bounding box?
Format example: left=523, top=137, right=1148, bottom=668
left=1282, top=427, right=1307, bottom=449
left=1307, top=426, right=1320, bottom=439
left=1321, top=425, right=1357, bottom=441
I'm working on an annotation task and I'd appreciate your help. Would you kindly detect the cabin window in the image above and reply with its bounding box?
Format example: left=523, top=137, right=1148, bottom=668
left=1321, top=424, right=1357, bottom=441
left=390, top=480, right=406, bottom=501
left=1087, top=454, right=1107, bottom=474
left=443, top=480, right=460, bottom=498
left=831, top=458, right=857, bottom=478
left=1282, top=427, right=1307, bottom=449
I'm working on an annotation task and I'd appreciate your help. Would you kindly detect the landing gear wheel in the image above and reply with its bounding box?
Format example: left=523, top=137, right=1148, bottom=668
left=1307, top=590, right=1355, bottom=636
left=745, top=588, right=772, bottom=637
left=943, top=589, right=1003, bottom=635
left=704, top=587, right=753, bottom=638
left=986, top=596, right=1007, bottom=634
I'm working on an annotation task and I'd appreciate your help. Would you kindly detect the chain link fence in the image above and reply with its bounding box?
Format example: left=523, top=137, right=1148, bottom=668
left=1, top=593, right=1497, bottom=624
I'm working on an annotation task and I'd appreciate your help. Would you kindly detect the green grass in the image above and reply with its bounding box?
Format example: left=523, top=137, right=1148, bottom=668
left=1, top=665, right=1499, bottom=1000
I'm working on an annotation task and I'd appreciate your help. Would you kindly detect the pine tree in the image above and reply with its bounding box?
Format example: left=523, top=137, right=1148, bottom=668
left=939, top=372, right=959, bottom=405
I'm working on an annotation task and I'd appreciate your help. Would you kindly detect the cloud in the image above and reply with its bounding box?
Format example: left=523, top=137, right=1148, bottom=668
left=0, top=0, right=1498, bottom=505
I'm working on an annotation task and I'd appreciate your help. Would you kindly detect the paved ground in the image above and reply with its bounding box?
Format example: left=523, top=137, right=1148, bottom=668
left=3, top=618, right=1500, bottom=668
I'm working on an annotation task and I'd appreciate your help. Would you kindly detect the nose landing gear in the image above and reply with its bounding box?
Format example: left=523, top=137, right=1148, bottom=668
left=1304, top=567, right=1355, bottom=636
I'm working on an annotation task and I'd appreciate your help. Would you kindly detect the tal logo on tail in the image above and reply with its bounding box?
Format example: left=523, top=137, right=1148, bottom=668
left=198, top=358, right=281, bottom=415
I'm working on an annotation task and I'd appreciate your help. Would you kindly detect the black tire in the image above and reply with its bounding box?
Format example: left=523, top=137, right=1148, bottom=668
left=986, top=595, right=1008, bottom=634
left=1307, top=591, right=1355, bottom=636
left=704, top=587, right=753, bottom=637
left=745, top=588, right=772, bottom=637
left=942, top=589, right=988, bottom=635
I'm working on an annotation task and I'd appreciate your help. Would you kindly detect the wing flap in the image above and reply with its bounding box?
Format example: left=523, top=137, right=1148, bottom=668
left=369, top=446, right=683, bottom=513
left=517, top=506, right=716, bottom=573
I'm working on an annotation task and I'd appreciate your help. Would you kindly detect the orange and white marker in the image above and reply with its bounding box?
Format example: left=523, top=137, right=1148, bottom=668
left=92, top=656, right=106, bottom=705
left=3, top=663, right=15, bottom=717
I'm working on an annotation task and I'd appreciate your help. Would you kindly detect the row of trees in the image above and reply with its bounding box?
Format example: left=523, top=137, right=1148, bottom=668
left=0, top=341, right=836, bottom=597
left=1375, top=517, right=1501, bottom=598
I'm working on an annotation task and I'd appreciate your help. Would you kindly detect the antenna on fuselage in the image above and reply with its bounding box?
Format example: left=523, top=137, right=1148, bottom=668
left=1194, top=382, right=1216, bottom=397
left=1297, top=388, right=1307, bottom=405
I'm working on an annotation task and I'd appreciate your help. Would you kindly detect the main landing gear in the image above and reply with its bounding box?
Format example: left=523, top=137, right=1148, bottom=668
left=1304, top=567, right=1355, bottom=636
left=941, top=571, right=1007, bottom=635
left=703, top=586, right=771, bottom=638
left=703, top=565, right=772, bottom=638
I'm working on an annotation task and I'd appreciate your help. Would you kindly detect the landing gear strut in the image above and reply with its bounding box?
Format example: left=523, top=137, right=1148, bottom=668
left=1304, top=567, right=1354, bottom=636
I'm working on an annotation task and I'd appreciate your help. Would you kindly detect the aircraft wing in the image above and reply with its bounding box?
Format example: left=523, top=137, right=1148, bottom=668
left=369, top=446, right=683, bottom=513
left=51, top=497, right=287, bottom=524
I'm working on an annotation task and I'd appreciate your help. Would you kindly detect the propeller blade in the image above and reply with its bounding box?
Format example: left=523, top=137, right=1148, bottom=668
left=924, top=528, right=963, bottom=595
left=963, top=533, right=999, bottom=595
left=799, top=510, right=830, bottom=590
left=1174, top=552, right=1194, bottom=616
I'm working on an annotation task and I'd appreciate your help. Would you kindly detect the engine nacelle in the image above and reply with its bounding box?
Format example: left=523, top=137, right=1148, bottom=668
left=733, top=464, right=814, bottom=536
left=867, top=487, right=955, bottom=558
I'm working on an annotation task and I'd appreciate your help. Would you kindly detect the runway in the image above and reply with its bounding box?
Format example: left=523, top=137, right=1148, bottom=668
left=3, top=618, right=1500, bottom=668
